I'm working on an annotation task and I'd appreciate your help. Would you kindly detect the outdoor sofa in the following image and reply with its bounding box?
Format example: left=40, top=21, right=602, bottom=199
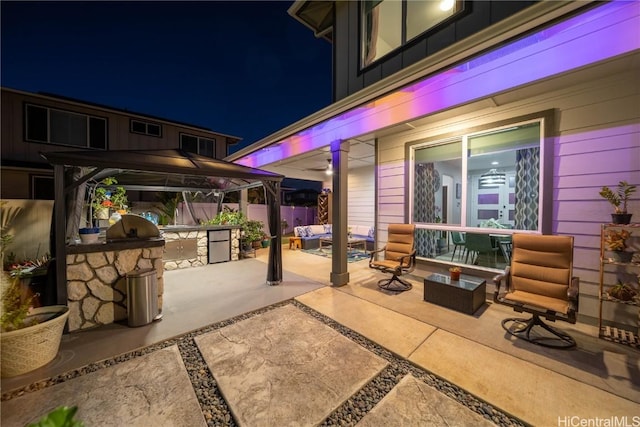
left=293, top=224, right=374, bottom=251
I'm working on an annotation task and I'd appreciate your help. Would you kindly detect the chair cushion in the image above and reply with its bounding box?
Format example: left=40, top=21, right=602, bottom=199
left=308, top=225, right=325, bottom=236
left=510, top=234, right=574, bottom=301
left=503, top=289, right=569, bottom=314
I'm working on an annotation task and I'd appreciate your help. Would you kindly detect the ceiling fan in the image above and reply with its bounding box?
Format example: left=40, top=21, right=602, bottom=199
left=305, top=159, right=333, bottom=175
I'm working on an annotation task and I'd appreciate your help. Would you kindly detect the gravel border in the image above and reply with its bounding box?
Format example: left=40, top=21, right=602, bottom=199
left=2, top=299, right=526, bottom=426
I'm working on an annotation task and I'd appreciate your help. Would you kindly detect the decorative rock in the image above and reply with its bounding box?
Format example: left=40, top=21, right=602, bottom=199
left=82, top=296, right=101, bottom=321
left=136, top=258, right=153, bottom=270
left=114, top=303, right=127, bottom=321
left=114, top=277, right=127, bottom=296
left=86, top=252, right=108, bottom=268
left=164, top=261, right=178, bottom=270
left=95, top=303, right=115, bottom=324
left=67, top=301, right=82, bottom=331
left=88, top=279, right=115, bottom=301
left=114, top=249, right=142, bottom=275
left=153, top=258, right=164, bottom=275
left=67, top=262, right=94, bottom=281
left=197, top=246, right=207, bottom=256
left=96, top=265, right=119, bottom=284
left=68, top=281, right=88, bottom=301
left=105, top=251, right=115, bottom=264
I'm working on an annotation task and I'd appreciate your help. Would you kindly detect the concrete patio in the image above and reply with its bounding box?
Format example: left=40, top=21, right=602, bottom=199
left=1, top=246, right=638, bottom=426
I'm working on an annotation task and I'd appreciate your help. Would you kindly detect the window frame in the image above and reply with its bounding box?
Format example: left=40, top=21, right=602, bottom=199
left=24, top=103, right=108, bottom=150
left=30, top=174, right=55, bottom=200
left=406, top=111, right=554, bottom=255
left=179, top=133, right=216, bottom=158
left=130, top=119, right=163, bottom=138
left=360, top=0, right=464, bottom=69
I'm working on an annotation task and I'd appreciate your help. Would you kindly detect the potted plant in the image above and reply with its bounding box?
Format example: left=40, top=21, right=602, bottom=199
left=1, top=273, right=69, bottom=377
left=449, top=266, right=462, bottom=281
left=599, top=181, right=636, bottom=224
left=245, top=220, right=265, bottom=249
left=89, top=177, right=129, bottom=221
left=607, top=281, right=638, bottom=302
left=603, top=228, right=633, bottom=263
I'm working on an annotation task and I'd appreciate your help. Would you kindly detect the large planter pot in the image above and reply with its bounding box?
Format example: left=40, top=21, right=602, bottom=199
left=1, top=305, right=69, bottom=378
left=611, top=213, right=632, bottom=224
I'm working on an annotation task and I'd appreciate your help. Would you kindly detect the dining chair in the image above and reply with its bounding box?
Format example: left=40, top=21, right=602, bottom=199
left=450, top=231, right=466, bottom=261
left=464, top=232, right=499, bottom=267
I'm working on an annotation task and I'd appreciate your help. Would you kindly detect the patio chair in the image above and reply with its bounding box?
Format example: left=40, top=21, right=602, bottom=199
left=493, top=234, right=579, bottom=349
left=369, top=224, right=416, bottom=292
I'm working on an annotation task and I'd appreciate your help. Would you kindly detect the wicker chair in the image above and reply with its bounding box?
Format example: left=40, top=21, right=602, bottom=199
left=493, top=234, right=579, bottom=349
left=369, top=224, right=416, bottom=292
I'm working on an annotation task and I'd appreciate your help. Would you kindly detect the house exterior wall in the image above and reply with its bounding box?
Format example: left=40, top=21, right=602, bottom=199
left=348, top=165, right=375, bottom=228
left=0, top=88, right=240, bottom=199
left=333, top=0, right=535, bottom=101
left=375, top=66, right=640, bottom=323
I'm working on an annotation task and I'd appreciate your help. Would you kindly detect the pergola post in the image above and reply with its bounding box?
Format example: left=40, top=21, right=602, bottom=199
left=263, top=180, right=282, bottom=286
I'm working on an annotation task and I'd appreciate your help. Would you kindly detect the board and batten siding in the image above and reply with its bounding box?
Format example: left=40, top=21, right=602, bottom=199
left=375, top=64, right=639, bottom=324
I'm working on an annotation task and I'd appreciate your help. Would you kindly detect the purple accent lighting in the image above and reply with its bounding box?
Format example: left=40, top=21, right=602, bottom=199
left=237, top=1, right=640, bottom=168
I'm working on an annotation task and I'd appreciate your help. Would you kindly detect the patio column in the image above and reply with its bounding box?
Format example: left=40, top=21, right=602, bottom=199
left=263, top=180, right=282, bottom=286
left=330, top=140, right=350, bottom=286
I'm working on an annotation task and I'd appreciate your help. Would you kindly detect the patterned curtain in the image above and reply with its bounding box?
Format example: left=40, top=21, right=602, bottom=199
left=413, top=163, right=438, bottom=257
left=514, top=148, right=540, bottom=230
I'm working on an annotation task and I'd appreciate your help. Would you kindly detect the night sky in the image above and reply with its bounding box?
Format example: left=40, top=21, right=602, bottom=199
left=1, top=1, right=333, bottom=153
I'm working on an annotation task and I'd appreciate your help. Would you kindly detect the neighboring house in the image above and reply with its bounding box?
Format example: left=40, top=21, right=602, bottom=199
left=227, top=0, right=640, bottom=327
left=1, top=87, right=241, bottom=200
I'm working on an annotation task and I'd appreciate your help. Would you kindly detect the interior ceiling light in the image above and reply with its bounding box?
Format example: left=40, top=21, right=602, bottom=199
left=479, top=168, right=506, bottom=187
left=440, top=0, right=454, bottom=11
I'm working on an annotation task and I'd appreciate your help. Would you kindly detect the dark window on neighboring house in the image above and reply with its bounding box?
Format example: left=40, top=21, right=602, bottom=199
left=25, top=104, right=107, bottom=149
left=31, top=174, right=55, bottom=200
left=130, top=119, right=162, bottom=137
left=180, top=133, right=215, bottom=158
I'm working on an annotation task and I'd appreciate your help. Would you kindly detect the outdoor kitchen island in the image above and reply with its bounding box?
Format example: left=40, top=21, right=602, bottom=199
left=64, top=224, right=241, bottom=332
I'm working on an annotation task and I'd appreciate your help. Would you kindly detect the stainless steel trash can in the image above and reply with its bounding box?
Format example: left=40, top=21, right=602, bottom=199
left=126, top=268, right=158, bottom=327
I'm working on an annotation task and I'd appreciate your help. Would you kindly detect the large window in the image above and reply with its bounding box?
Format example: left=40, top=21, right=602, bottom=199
left=410, top=119, right=547, bottom=270
left=180, top=133, right=215, bottom=158
left=362, top=0, right=462, bottom=67
left=25, top=104, right=107, bottom=149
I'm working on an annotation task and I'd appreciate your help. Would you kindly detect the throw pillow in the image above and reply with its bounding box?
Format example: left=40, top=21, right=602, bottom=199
left=305, top=225, right=314, bottom=236
left=296, top=226, right=307, bottom=237
left=323, top=224, right=332, bottom=234
left=368, top=227, right=375, bottom=239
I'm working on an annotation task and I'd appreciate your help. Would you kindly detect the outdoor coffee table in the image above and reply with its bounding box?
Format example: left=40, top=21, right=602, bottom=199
left=423, top=273, right=486, bottom=314
left=319, top=237, right=367, bottom=252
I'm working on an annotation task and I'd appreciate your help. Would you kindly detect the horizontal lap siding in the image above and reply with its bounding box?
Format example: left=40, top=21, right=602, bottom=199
left=554, top=70, right=640, bottom=309
left=374, top=65, right=639, bottom=323
left=348, top=166, right=374, bottom=227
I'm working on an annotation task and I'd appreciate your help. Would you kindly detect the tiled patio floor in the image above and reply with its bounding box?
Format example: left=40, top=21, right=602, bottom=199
left=1, top=247, right=638, bottom=426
